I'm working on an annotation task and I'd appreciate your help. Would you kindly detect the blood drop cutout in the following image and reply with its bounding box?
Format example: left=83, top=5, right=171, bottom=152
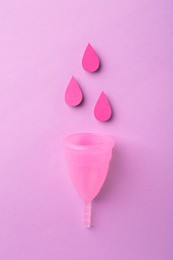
left=82, top=43, right=100, bottom=72
left=94, top=91, right=112, bottom=121
left=65, top=76, right=83, bottom=107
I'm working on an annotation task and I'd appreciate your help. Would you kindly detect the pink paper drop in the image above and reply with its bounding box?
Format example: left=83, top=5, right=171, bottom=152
left=82, top=43, right=100, bottom=72
left=65, top=76, right=83, bottom=106
left=94, top=91, right=112, bottom=121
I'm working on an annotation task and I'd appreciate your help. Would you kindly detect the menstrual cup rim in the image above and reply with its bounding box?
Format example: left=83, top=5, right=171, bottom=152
left=64, top=132, right=115, bottom=151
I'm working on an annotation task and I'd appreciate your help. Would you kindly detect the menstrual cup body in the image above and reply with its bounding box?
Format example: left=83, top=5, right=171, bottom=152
left=64, top=133, right=114, bottom=202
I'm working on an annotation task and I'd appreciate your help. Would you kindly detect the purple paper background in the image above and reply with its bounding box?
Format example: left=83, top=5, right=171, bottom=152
left=0, top=0, right=173, bottom=259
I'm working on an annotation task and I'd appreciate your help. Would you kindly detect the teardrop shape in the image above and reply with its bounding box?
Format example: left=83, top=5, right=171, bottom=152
left=94, top=91, right=112, bottom=121
left=82, top=43, right=100, bottom=72
left=65, top=76, right=83, bottom=106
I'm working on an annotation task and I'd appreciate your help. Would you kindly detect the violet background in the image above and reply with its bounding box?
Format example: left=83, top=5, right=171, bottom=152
left=0, top=0, right=173, bottom=259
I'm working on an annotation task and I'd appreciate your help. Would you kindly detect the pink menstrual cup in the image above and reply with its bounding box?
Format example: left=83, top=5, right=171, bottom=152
left=64, top=133, right=115, bottom=228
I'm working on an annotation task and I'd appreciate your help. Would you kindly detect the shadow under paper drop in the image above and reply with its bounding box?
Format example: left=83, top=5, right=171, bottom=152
left=96, top=61, right=103, bottom=73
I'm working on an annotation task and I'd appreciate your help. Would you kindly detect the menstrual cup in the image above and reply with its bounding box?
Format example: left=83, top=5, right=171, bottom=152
left=64, top=133, right=115, bottom=228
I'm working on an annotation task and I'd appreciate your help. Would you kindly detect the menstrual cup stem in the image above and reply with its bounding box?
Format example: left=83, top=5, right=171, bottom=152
left=84, top=201, right=91, bottom=228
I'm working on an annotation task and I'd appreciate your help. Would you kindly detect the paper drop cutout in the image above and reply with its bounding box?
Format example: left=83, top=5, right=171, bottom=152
left=65, top=76, right=83, bottom=107
left=82, top=43, right=100, bottom=72
left=94, top=91, right=112, bottom=122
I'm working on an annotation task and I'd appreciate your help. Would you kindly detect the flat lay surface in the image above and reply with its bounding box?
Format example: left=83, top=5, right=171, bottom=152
left=0, top=0, right=173, bottom=259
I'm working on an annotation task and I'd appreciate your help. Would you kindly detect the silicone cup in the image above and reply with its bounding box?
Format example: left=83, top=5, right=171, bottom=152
left=64, top=133, right=115, bottom=228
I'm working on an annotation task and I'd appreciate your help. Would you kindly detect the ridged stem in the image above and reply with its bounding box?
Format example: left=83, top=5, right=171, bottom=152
left=84, top=201, right=91, bottom=228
